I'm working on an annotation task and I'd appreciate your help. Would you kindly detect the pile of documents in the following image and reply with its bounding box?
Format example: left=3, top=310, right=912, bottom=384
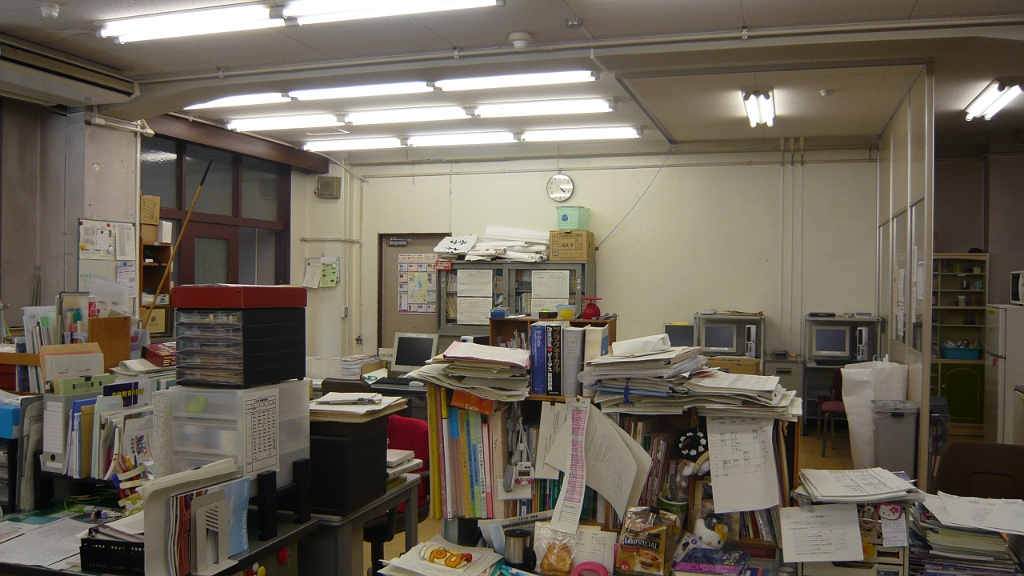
left=910, top=493, right=1024, bottom=575
left=407, top=342, right=531, bottom=401
left=435, top=227, right=550, bottom=262
left=580, top=336, right=800, bottom=420
left=305, top=354, right=378, bottom=380
left=381, top=536, right=503, bottom=576
left=794, top=468, right=922, bottom=504
left=310, top=392, right=406, bottom=423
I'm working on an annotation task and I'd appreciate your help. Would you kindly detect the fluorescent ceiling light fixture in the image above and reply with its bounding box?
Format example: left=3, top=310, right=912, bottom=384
left=289, top=82, right=433, bottom=101
left=519, top=126, right=641, bottom=142
left=474, top=98, right=613, bottom=118
left=283, top=0, right=500, bottom=25
left=407, top=131, right=516, bottom=147
left=345, top=106, right=469, bottom=125
left=304, top=137, right=404, bottom=151
left=99, top=5, right=282, bottom=43
left=965, top=80, right=1023, bottom=121
left=435, top=70, right=596, bottom=92
left=184, top=93, right=291, bottom=110
left=741, top=91, right=775, bottom=127
left=226, top=114, right=342, bottom=132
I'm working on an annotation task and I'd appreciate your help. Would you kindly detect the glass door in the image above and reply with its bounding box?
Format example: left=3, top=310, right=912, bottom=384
left=178, top=222, right=239, bottom=285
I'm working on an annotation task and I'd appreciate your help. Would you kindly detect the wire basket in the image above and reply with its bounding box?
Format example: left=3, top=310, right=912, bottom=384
left=556, top=206, right=590, bottom=230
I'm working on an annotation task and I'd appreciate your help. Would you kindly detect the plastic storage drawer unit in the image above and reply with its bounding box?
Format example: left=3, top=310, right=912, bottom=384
left=168, top=379, right=310, bottom=489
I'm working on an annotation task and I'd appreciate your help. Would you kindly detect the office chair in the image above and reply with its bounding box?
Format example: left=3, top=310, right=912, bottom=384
left=818, top=370, right=846, bottom=456
left=365, top=414, right=430, bottom=576
left=321, top=378, right=373, bottom=394
left=934, top=441, right=1024, bottom=499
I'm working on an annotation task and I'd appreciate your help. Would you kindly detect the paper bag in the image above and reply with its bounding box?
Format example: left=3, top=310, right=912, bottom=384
left=841, top=361, right=908, bottom=468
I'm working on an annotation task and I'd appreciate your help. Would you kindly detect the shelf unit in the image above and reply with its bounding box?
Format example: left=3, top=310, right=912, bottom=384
left=802, top=315, right=881, bottom=434
left=437, top=260, right=596, bottom=340
left=693, top=313, right=766, bottom=373
left=931, top=253, right=988, bottom=429
left=139, top=242, right=173, bottom=336
left=488, top=316, right=617, bottom=349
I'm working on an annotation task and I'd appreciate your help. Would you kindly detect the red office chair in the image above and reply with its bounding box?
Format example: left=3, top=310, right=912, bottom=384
left=818, top=370, right=846, bottom=456
left=364, top=414, right=430, bottom=576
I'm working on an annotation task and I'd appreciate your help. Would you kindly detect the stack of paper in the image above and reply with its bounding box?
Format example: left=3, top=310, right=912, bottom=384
left=911, top=495, right=1024, bottom=576
left=381, top=536, right=503, bottom=576
left=309, top=393, right=406, bottom=423
left=407, top=342, right=531, bottom=401
left=795, top=468, right=920, bottom=504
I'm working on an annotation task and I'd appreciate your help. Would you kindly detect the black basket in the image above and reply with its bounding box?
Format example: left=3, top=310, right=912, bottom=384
left=80, top=537, right=145, bottom=576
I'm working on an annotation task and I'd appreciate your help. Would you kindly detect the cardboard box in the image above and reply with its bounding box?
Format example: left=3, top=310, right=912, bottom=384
left=140, top=223, right=158, bottom=244
left=142, top=307, right=167, bottom=334
left=140, top=195, right=160, bottom=225
left=549, top=230, right=595, bottom=261
left=708, top=355, right=761, bottom=375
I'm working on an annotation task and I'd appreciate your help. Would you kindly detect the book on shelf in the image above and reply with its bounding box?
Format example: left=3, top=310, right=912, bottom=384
left=584, top=324, right=609, bottom=362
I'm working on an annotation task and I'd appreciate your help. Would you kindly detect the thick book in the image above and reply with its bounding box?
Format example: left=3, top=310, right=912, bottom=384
left=529, top=323, right=548, bottom=395
left=545, top=322, right=564, bottom=395
left=561, top=326, right=585, bottom=398
left=583, top=325, right=609, bottom=362
left=673, top=548, right=749, bottom=576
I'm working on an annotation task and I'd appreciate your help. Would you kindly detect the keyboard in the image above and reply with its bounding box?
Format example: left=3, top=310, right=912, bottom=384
left=374, top=377, right=424, bottom=386
left=813, top=358, right=851, bottom=366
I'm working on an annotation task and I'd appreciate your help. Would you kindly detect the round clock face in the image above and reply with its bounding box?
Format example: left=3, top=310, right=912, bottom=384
left=547, top=173, right=574, bottom=201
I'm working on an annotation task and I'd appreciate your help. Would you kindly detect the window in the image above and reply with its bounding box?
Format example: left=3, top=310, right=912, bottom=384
left=140, top=136, right=289, bottom=286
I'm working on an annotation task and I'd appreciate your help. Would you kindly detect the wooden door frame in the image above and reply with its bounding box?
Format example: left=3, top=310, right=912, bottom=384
left=179, top=222, right=240, bottom=285
left=376, top=232, right=450, bottom=350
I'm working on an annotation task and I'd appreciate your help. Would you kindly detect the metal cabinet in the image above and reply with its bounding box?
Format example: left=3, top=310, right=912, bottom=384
left=764, top=359, right=804, bottom=394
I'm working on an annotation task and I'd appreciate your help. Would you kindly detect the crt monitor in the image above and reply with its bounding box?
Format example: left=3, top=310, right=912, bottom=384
left=391, top=332, right=439, bottom=374
left=665, top=323, right=695, bottom=347
left=701, top=323, right=738, bottom=354
left=812, top=326, right=850, bottom=358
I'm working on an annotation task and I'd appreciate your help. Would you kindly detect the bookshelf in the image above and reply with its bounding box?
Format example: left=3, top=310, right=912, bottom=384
left=489, top=316, right=617, bottom=349
left=139, top=241, right=173, bottom=336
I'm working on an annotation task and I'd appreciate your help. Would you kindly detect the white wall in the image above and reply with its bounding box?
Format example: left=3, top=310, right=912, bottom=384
left=350, top=150, right=878, bottom=356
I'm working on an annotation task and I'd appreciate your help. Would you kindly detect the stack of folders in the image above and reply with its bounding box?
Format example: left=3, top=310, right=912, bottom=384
left=408, top=342, right=531, bottom=402
left=387, top=449, right=422, bottom=486
left=794, top=468, right=921, bottom=504
left=911, top=493, right=1024, bottom=576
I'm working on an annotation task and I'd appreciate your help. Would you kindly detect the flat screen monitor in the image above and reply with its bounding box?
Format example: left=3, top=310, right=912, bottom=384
left=701, top=323, right=738, bottom=354
left=665, top=324, right=695, bottom=347
left=391, top=332, right=439, bottom=374
left=812, top=326, right=850, bottom=358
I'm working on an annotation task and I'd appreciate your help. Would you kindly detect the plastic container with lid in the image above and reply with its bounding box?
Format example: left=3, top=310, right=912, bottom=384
left=872, top=399, right=919, bottom=476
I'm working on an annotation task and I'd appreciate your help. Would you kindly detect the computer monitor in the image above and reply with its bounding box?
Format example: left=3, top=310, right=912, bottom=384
left=391, top=332, right=439, bottom=374
left=812, top=326, right=851, bottom=358
left=665, top=323, right=695, bottom=347
left=701, top=323, right=738, bottom=354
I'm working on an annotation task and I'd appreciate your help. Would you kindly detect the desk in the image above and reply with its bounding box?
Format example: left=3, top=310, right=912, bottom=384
left=299, top=474, right=420, bottom=576
left=0, top=510, right=318, bottom=576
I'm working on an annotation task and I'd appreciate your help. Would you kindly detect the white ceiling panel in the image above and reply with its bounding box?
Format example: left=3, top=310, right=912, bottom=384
left=564, top=0, right=745, bottom=38
left=275, top=18, right=453, bottom=60
left=150, top=29, right=334, bottom=70
left=413, top=2, right=584, bottom=49
left=740, top=0, right=917, bottom=29
left=910, top=0, right=1024, bottom=19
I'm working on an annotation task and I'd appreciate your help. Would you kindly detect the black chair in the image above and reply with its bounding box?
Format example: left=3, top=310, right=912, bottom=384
left=321, top=378, right=373, bottom=394
left=934, top=441, right=1024, bottom=499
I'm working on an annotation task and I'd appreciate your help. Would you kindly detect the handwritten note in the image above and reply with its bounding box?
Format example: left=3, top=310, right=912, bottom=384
left=780, top=504, right=864, bottom=563
left=550, top=398, right=588, bottom=533
left=705, top=416, right=780, bottom=513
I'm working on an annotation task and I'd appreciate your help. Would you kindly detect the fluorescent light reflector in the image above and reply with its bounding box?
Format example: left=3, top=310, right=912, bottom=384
left=226, top=114, right=341, bottom=132
left=304, top=138, right=404, bottom=151
left=742, top=91, right=774, bottom=127
left=435, top=70, right=596, bottom=92
left=100, top=5, right=281, bottom=43
left=345, top=106, right=469, bottom=125
left=474, top=98, right=612, bottom=118
left=284, top=0, right=499, bottom=25
left=184, top=93, right=291, bottom=110
left=289, top=82, right=433, bottom=101
left=965, top=80, right=1023, bottom=121
left=519, top=127, right=641, bottom=142
left=407, top=131, right=516, bottom=147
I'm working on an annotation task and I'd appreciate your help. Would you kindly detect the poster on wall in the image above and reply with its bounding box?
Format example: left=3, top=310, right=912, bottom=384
left=398, top=254, right=437, bottom=314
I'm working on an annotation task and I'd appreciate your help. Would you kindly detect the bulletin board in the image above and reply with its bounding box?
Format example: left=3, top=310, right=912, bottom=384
left=398, top=254, right=437, bottom=314
left=78, top=219, right=137, bottom=310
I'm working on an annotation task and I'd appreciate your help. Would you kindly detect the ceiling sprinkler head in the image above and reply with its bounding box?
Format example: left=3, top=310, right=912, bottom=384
left=40, top=2, right=59, bottom=18
left=566, top=17, right=583, bottom=29
left=509, top=31, right=532, bottom=51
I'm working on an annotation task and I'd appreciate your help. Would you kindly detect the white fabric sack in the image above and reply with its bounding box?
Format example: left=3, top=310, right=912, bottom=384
left=841, top=361, right=908, bottom=468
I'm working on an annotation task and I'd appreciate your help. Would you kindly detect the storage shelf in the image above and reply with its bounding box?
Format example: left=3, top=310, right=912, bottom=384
left=933, top=324, right=984, bottom=328
left=932, top=358, right=985, bottom=364
left=934, top=272, right=986, bottom=276
left=933, top=306, right=987, bottom=310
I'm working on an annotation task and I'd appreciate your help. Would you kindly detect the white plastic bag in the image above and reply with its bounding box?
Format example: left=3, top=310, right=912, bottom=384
left=841, top=361, right=908, bottom=468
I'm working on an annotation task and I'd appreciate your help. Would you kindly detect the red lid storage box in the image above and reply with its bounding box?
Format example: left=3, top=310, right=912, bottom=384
left=171, top=284, right=307, bottom=309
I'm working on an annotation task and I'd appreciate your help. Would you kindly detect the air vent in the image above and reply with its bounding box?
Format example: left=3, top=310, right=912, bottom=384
left=315, top=176, right=342, bottom=199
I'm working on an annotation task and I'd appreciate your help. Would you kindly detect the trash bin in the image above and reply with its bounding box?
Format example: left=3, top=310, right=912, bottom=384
left=872, top=399, right=918, bottom=477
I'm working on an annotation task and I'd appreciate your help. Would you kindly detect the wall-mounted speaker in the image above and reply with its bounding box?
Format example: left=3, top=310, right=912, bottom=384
left=315, top=175, right=341, bottom=199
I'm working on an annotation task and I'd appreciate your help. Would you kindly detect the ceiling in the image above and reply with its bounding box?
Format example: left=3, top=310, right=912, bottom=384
left=4, top=0, right=1024, bottom=164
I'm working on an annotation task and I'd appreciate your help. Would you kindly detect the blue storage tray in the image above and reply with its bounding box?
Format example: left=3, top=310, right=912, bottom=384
left=942, top=346, right=982, bottom=360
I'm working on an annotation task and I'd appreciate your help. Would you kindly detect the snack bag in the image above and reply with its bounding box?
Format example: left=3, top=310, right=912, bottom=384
left=616, top=506, right=678, bottom=576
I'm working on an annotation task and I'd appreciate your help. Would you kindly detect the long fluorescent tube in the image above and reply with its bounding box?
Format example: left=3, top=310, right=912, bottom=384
left=184, top=93, right=292, bottom=110
left=965, top=80, right=1023, bottom=121
left=226, top=114, right=342, bottom=132
left=99, top=5, right=282, bottom=43
left=345, top=106, right=470, bottom=125
left=435, top=70, right=596, bottom=92
left=284, top=0, right=500, bottom=25
left=742, top=91, right=775, bottom=127
left=407, top=131, right=516, bottom=147
left=475, top=98, right=613, bottom=118
left=519, top=127, right=641, bottom=142
left=289, top=82, right=433, bottom=101
left=304, top=138, right=404, bottom=151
